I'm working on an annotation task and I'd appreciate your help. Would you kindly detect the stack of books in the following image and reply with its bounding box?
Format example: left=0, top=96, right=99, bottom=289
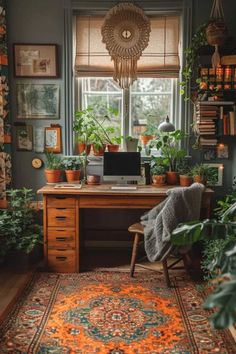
left=195, top=102, right=219, bottom=146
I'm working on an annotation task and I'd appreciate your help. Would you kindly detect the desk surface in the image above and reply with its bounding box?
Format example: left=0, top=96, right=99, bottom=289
left=38, top=184, right=214, bottom=196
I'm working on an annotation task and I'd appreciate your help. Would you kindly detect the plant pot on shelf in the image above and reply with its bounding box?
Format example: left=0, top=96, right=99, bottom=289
left=65, top=170, right=81, bottom=182
left=92, top=144, right=106, bottom=156
left=107, top=144, right=119, bottom=152
left=193, top=175, right=207, bottom=185
left=87, top=174, right=100, bottom=185
left=44, top=169, right=61, bottom=183
left=140, top=135, right=154, bottom=146
left=179, top=175, right=193, bottom=187
left=76, top=143, right=91, bottom=155
left=152, top=175, right=166, bottom=186
left=166, top=171, right=179, bottom=185
left=125, top=137, right=139, bottom=152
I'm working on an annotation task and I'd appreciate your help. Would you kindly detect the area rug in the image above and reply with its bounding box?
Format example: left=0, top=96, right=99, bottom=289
left=0, top=272, right=235, bottom=353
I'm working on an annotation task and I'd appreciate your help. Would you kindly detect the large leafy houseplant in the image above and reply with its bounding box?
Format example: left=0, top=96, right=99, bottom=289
left=0, top=189, right=43, bottom=262
left=171, top=198, right=236, bottom=330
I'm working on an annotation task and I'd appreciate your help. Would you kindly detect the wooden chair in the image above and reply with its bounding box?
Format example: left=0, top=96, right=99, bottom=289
left=128, top=222, right=185, bottom=287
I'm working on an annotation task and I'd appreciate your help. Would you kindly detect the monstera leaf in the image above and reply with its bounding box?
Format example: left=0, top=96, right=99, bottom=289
left=204, top=279, right=236, bottom=329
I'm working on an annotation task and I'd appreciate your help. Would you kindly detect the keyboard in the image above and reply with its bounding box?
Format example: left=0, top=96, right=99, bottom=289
left=111, top=186, right=137, bottom=190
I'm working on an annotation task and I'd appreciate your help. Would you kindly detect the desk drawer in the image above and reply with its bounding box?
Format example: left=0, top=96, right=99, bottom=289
left=47, top=196, right=76, bottom=208
left=47, top=228, right=75, bottom=249
left=47, top=208, right=75, bottom=227
left=48, top=249, right=76, bottom=272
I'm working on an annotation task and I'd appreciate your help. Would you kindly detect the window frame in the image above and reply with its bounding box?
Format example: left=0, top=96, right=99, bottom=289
left=64, top=1, right=193, bottom=155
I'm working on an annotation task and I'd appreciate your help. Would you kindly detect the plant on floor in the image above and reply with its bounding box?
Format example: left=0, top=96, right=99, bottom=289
left=171, top=197, right=236, bottom=330
left=0, top=188, right=43, bottom=262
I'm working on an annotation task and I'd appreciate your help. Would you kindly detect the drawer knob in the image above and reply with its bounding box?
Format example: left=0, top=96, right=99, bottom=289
left=56, top=256, right=67, bottom=261
left=56, top=207, right=66, bottom=210
left=56, top=237, right=67, bottom=241
left=56, top=216, right=66, bottom=220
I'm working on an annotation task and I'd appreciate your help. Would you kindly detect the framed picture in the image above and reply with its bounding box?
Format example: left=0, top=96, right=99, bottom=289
left=16, top=84, right=60, bottom=119
left=13, top=44, right=58, bottom=78
left=34, top=127, right=45, bottom=153
left=203, top=147, right=216, bottom=161
left=45, top=126, right=61, bottom=153
left=217, top=144, right=229, bottom=159
left=16, top=125, right=33, bottom=151
left=204, top=163, right=224, bottom=186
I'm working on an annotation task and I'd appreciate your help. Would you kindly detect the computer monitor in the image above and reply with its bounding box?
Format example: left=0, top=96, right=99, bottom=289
left=103, top=152, right=141, bottom=184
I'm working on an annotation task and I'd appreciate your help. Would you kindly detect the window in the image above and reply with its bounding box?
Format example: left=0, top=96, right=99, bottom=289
left=73, top=12, right=180, bottom=150
left=75, top=77, right=175, bottom=142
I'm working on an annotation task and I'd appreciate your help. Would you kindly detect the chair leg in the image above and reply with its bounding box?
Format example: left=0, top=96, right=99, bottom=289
left=130, top=233, right=140, bottom=277
left=162, top=259, right=171, bottom=287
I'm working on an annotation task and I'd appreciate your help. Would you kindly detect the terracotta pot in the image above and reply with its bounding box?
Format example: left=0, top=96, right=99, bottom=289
left=152, top=175, right=166, bottom=186
left=193, top=175, right=206, bottom=185
left=92, top=144, right=106, bottom=156
left=166, top=171, right=179, bottom=185
left=140, top=135, right=154, bottom=146
left=107, top=144, right=119, bottom=152
left=65, top=170, right=81, bottom=182
left=44, top=169, right=61, bottom=183
left=76, top=143, right=91, bottom=155
left=87, top=174, right=100, bottom=184
left=179, top=175, right=193, bottom=187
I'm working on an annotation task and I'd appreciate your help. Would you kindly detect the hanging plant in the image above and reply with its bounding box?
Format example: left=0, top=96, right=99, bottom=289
left=205, top=0, right=228, bottom=68
left=180, top=23, right=208, bottom=100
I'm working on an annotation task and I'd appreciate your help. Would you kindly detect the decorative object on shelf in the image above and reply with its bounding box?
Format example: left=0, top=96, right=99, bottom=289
left=16, top=125, right=33, bottom=151
left=203, top=147, right=217, bottom=161
left=45, top=125, right=62, bottom=153
left=205, top=0, right=228, bottom=68
left=204, top=163, right=224, bottom=186
left=101, top=2, right=150, bottom=89
left=216, top=143, right=228, bottom=159
left=158, top=116, right=175, bottom=133
left=13, top=43, right=58, bottom=78
left=32, top=157, right=43, bottom=169
left=16, top=84, right=60, bottom=119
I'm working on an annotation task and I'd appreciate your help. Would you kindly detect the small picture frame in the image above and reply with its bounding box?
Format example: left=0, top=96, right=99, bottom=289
left=45, top=126, right=61, bottom=153
left=16, top=125, right=33, bottom=151
left=217, top=144, right=229, bottom=159
left=16, top=84, right=60, bottom=119
left=203, top=147, right=217, bottom=161
left=34, top=127, right=45, bottom=153
left=204, top=163, right=224, bottom=186
left=13, top=43, right=58, bottom=78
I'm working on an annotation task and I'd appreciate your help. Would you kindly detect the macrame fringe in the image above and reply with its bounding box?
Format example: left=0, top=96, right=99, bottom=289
left=114, top=58, right=137, bottom=89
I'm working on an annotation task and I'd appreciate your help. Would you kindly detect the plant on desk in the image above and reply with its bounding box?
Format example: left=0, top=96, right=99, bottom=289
left=149, top=130, right=187, bottom=185
left=150, top=157, right=167, bottom=186
left=62, top=156, right=81, bottom=182
left=44, top=152, right=63, bottom=183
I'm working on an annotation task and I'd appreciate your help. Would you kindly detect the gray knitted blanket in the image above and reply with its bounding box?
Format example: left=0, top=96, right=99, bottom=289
left=140, top=183, right=205, bottom=262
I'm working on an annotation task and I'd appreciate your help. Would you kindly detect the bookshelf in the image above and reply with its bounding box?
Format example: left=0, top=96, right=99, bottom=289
left=194, top=101, right=236, bottom=146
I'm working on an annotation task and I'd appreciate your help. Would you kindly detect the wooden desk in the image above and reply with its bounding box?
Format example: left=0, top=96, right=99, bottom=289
left=38, top=184, right=213, bottom=273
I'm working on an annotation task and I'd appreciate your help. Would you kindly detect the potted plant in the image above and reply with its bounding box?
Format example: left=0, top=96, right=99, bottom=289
left=62, top=156, right=81, bottom=182
left=0, top=188, right=43, bottom=268
left=125, top=136, right=139, bottom=152
left=140, top=124, right=157, bottom=146
left=73, top=107, right=95, bottom=155
left=44, top=152, right=62, bottom=183
left=151, top=157, right=166, bottom=186
left=178, top=160, right=193, bottom=187
left=150, top=130, right=187, bottom=185
left=191, top=163, right=210, bottom=185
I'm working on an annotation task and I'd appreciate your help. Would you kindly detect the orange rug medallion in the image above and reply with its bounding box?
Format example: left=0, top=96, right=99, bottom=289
left=0, top=272, right=235, bottom=353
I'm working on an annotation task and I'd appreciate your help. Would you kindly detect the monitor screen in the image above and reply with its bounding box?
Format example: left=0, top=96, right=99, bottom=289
left=103, top=152, right=141, bottom=183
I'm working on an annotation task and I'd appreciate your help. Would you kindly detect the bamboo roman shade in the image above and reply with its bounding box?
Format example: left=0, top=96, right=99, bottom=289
left=75, top=15, right=180, bottom=78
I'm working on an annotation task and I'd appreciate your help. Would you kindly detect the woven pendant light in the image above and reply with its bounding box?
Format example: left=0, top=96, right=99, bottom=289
left=101, top=2, right=151, bottom=89
left=206, top=0, right=228, bottom=68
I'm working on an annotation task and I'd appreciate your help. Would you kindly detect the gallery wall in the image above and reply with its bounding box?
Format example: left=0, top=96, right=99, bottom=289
left=6, top=0, right=236, bottom=197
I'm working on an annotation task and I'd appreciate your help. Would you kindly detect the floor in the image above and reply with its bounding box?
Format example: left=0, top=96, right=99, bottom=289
left=0, top=249, right=235, bottom=342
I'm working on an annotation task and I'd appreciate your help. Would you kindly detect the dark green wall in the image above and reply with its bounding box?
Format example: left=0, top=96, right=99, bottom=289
left=7, top=0, right=236, bottom=197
